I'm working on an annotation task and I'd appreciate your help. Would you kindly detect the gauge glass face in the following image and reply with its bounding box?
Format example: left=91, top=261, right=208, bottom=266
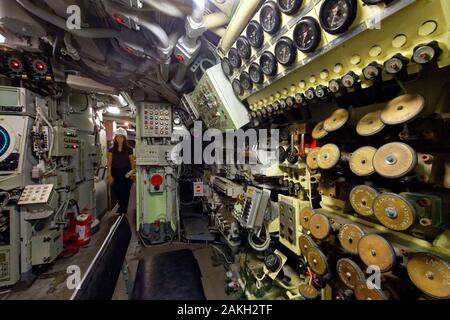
left=413, top=46, right=435, bottom=64
left=228, top=48, right=241, bottom=68
left=277, top=0, right=302, bottom=15
left=249, top=63, right=263, bottom=84
left=246, top=21, right=264, bottom=48
left=305, top=89, right=315, bottom=100
left=320, top=0, right=357, bottom=34
left=260, top=52, right=277, bottom=76
left=385, top=58, right=403, bottom=74
left=260, top=2, right=281, bottom=34
left=221, top=58, right=233, bottom=77
left=236, top=37, right=251, bottom=61
left=240, top=72, right=253, bottom=91
left=275, top=37, right=296, bottom=66
left=232, top=79, right=243, bottom=96
left=293, top=17, right=321, bottom=53
left=329, top=80, right=340, bottom=92
left=315, top=86, right=326, bottom=98
left=342, top=74, right=355, bottom=87
left=295, top=93, right=304, bottom=103
left=363, top=65, right=380, bottom=80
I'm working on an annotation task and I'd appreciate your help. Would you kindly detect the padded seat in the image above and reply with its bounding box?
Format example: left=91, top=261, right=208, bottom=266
left=132, top=249, right=206, bottom=300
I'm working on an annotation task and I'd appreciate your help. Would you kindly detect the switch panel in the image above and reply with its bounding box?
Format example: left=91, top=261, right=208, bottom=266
left=136, top=145, right=172, bottom=166
left=140, top=103, right=172, bottom=138
left=18, top=184, right=54, bottom=205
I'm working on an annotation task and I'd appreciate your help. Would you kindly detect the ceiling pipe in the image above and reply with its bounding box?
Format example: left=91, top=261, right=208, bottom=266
left=218, top=0, right=260, bottom=56
left=204, top=12, right=230, bottom=30
left=140, top=0, right=185, bottom=18
left=16, top=0, right=119, bottom=38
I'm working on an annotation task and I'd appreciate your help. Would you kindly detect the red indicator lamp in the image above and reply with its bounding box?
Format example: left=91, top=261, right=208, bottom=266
left=150, top=174, right=163, bottom=187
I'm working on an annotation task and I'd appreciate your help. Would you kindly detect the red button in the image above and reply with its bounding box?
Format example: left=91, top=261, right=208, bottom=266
left=150, top=174, right=163, bottom=187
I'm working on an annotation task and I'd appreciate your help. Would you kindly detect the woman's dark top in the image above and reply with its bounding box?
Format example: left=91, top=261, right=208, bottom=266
left=109, top=146, right=133, bottom=171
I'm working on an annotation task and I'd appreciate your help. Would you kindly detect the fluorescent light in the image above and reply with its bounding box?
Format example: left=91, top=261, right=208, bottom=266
left=118, top=93, right=128, bottom=107
left=124, top=122, right=129, bottom=127
left=107, top=106, right=121, bottom=114
left=0, top=34, right=5, bottom=44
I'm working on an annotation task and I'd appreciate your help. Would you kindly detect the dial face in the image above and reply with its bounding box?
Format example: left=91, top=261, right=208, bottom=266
left=260, top=51, right=277, bottom=76
left=249, top=63, right=263, bottom=84
left=260, top=2, right=281, bottom=35
left=221, top=58, right=233, bottom=77
left=236, top=36, right=251, bottom=61
left=319, top=0, right=357, bottom=35
left=277, top=0, right=303, bottom=15
left=275, top=37, right=296, bottom=66
left=232, top=79, right=243, bottom=96
left=246, top=21, right=264, bottom=49
left=240, top=72, right=253, bottom=91
left=293, top=17, right=321, bottom=53
left=228, top=48, right=241, bottom=68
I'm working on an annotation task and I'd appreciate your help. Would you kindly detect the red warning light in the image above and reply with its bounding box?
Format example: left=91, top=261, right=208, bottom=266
left=9, top=59, right=21, bottom=70
left=35, top=62, right=45, bottom=71
left=177, top=54, right=184, bottom=62
left=150, top=174, right=163, bottom=187
left=114, top=15, right=125, bottom=24
left=126, top=47, right=134, bottom=54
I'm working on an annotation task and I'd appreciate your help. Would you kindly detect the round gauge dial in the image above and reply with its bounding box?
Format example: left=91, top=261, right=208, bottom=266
left=221, top=58, right=233, bottom=77
left=293, top=17, right=321, bottom=53
left=260, top=51, right=278, bottom=76
left=275, top=37, right=297, bottom=66
left=236, top=36, right=251, bottom=61
left=260, top=2, right=282, bottom=35
left=228, top=48, right=241, bottom=68
left=319, top=0, right=357, bottom=35
left=232, top=79, right=243, bottom=96
left=246, top=21, right=264, bottom=49
left=240, top=72, right=253, bottom=91
left=277, top=0, right=303, bottom=15
left=249, top=63, right=263, bottom=84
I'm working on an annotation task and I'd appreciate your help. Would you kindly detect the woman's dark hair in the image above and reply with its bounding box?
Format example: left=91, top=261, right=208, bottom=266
left=111, top=135, right=129, bottom=154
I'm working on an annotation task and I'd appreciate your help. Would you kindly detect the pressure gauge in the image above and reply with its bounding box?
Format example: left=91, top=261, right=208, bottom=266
left=293, top=17, right=321, bottom=53
left=264, top=253, right=281, bottom=272
left=260, top=1, right=281, bottom=35
left=384, top=54, right=409, bottom=75
left=275, top=37, right=297, bottom=66
left=260, top=51, right=278, bottom=76
left=315, top=85, right=329, bottom=100
left=328, top=79, right=342, bottom=93
left=277, top=0, right=303, bottom=15
left=228, top=47, right=241, bottom=68
left=342, top=71, right=359, bottom=88
left=221, top=58, right=233, bottom=77
left=249, top=63, right=263, bottom=84
left=286, top=146, right=299, bottom=164
left=240, top=72, right=253, bottom=91
left=236, top=36, right=251, bottom=61
left=412, top=41, right=442, bottom=64
left=363, top=62, right=382, bottom=80
left=246, top=21, right=264, bottom=49
left=232, top=79, right=243, bottom=96
left=319, top=0, right=357, bottom=35
left=305, top=88, right=315, bottom=100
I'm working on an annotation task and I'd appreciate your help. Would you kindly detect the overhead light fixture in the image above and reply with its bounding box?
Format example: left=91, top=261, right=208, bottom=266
left=0, top=33, right=5, bottom=44
left=118, top=93, right=129, bottom=107
left=107, top=106, right=121, bottom=114
left=124, top=122, right=129, bottom=127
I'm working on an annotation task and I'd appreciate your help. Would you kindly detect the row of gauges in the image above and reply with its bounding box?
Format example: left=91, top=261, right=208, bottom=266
left=224, top=0, right=406, bottom=96
left=0, top=52, right=53, bottom=83
left=242, top=41, right=441, bottom=101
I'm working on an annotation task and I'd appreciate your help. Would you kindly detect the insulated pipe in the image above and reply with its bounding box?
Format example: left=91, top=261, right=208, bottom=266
left=204, top=12, right=230, bottom=30
left=192, top=0, right=206, bottom=24
left=16, top=0, right=119, bottom=38
left=140, top=0, right=184, bottom=18
left=218, top=0, right=260, bottom=55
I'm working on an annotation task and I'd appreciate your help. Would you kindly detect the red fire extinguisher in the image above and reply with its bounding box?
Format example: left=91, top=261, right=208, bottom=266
left=76, top=213, right=93, bottom=246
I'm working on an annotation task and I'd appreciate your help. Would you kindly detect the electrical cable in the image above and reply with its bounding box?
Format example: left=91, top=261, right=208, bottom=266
left=247, top=223, right=271, bottom=252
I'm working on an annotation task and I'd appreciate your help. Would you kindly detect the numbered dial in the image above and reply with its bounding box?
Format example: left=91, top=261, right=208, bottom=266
left=260, top=51, right=278, bottom=76
left=228, top=48, right=241, bottom=68
left=275, top=37, right=297, bottom=66
left=260, top=2, right=282, bottom=34
left=246, top=21, right=264, bottom=49
left=319, top=0, right=357, bottom=35
left=293, top=17, right=321, bottom=53
left=232, top=79, right=243, bottom=96
left=239, top=72, right=253, bottom=91
left=277, top=0, right=303, bottom=15
left=221, top=58, right=233, bottom=77
left=249, top=63, right=263, bottom=84
left=236, top=36, right=251, bottom=61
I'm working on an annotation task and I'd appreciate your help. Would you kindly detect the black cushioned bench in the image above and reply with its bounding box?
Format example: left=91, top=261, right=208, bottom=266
left=71, top=215, right=206, bottom=300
